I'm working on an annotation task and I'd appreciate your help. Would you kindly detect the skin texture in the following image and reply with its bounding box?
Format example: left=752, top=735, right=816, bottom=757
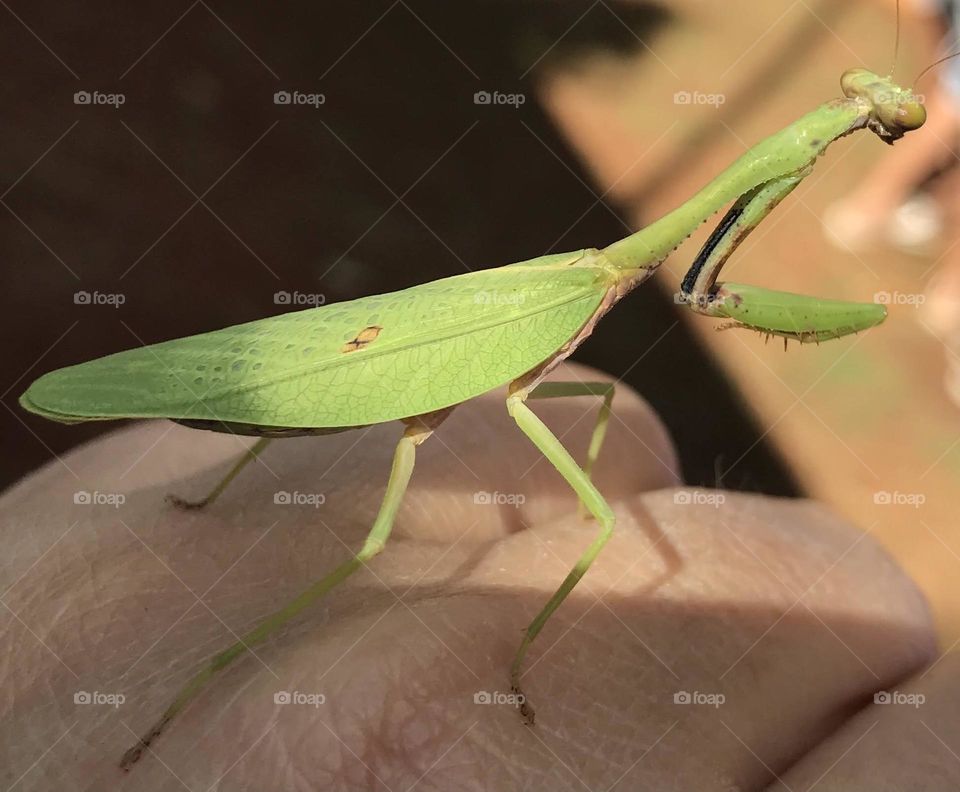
left=0, top=363, right=941, bottom=791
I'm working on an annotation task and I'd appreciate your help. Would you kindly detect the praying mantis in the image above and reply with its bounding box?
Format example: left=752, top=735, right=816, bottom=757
left=19, top=66, right=925, bottom=768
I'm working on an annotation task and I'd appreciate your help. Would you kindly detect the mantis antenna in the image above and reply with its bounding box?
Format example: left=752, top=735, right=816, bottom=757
left=914, top=48, right=960, bottom=87
left=911, top=0, right=960, bottom=86
left=889, top=0, right=901, bottom=77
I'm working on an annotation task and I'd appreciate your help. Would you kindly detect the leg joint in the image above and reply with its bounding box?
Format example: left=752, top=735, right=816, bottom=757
left=359, top=537, right=386, bottom=560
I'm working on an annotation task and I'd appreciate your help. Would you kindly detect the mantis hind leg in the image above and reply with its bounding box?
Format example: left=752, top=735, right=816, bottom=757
left=167, top=437, right=273, bottom=510
left=527, top=380, right=615, bottom=517
left=506, top=388, right=616, bottom=724
left=122, top=420, right=433, bottom=769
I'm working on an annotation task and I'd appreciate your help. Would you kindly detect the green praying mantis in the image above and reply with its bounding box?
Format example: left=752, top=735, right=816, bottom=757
left=20, top=66, right=926, bottom=768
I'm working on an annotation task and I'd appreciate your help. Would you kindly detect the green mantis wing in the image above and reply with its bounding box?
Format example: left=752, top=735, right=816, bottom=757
left=21, top=250, right=615, bottom=428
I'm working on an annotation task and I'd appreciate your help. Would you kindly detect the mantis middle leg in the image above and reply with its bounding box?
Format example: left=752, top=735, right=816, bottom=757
left=527, top=380, right=615, bottom=486
left=527, top=380, right=615, bottom=517
left=506, top=385, right=616, bottom=724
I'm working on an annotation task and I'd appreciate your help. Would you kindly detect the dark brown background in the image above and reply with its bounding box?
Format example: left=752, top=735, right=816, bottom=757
left=1, top=1, right=797, bottom=495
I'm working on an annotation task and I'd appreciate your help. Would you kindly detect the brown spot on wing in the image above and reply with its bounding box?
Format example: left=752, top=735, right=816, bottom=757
left=341, top=325, right=383, bottom=353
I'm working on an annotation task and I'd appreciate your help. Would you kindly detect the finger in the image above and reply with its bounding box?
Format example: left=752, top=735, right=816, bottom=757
left=84, top=491, right=931, bottom=790
left=419, top=490, right=935, bottom=791
left=770, top=651, right=960, bottom=790
left=2, top=458, right=934, bottom=790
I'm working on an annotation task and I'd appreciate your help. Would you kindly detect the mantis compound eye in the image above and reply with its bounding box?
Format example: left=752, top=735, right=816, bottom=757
left=882, top=99, right=926, bottom=132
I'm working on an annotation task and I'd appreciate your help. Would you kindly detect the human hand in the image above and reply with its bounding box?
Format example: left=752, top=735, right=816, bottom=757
left=0, top=363, right=942, bottom=791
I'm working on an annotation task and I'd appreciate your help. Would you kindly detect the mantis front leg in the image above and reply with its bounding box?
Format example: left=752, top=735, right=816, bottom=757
left=679, top=171, right=887, bottom=342
left=681, top=173, right=804, bottom=306
left=506, top=386, right=616, bottom=724
left=123, top=419, right=433, bottom=768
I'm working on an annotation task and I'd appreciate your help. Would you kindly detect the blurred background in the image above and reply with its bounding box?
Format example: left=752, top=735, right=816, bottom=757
left=3, top=0, right=960, bottom=644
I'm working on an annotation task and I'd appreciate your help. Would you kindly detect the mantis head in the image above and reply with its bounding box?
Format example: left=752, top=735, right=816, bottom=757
left=841, top=68, right=926, bottom=141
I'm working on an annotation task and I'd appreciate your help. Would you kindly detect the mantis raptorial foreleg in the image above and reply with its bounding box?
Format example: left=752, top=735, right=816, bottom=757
left=122, top=420, right=431, bottom=769
left=681, top=173, right=804, bottom=308
left=506, top=387, right=616, bottom=725
left=168, top=437, right=273, bottom=510
left=526, top=381, right=616, bottom=517
left=677, top=169, right=885, bottom=342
